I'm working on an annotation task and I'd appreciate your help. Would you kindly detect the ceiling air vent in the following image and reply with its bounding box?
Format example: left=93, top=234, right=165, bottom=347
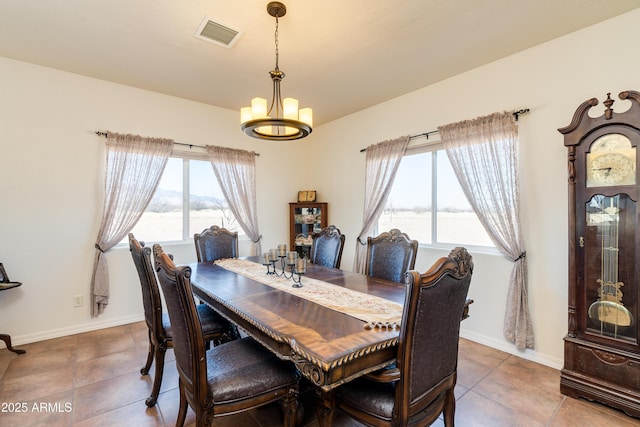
left=195, top=16, right=242, bottom=48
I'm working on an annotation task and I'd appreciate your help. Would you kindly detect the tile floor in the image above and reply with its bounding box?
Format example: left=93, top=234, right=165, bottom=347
left=1, top=322, right=640, bottom=426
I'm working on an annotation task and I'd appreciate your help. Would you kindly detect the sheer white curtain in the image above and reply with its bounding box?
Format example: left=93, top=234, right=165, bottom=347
left=91, top=132, right=173, bottom=316
left=206, top=145, right=262, bottom=256
left=353, top=136, right=410, bottom=273
left=438, top=112, right=533, bottom=350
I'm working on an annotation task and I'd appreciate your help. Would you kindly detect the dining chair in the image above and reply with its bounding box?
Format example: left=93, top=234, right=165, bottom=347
left=194, top=225, right=238, bottom=262
left=365, top=228, right=418, bottom=283
left=152, top=243, right=300, bottom=427
left=336, top=247, right=473, bottom=427
left=128, top=233, right=233, bottom=407
left=310, top=225, right=346, bottom=269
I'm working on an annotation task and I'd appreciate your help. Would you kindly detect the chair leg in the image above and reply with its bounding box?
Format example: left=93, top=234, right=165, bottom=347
left=443, top=387, right=456, bottom=427
left=228, top=324, right=241, bottom=341
left=199, top=407, right=215, bottom=427
left=316, top=388, right=335, bottom=427
left=0, top=334, right=26, bottom=355
left=176, top=380, right=189, bottom=427
left=145, top=343, right=167, bottom=407
left=140, top=331, right=155, bottom=375
left=281, top=385, right=299, bottom=427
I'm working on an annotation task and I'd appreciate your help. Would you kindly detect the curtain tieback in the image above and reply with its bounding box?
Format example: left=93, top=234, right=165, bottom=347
left=252, top=235, right=263, bottom=243
left=514, top=251, right=526, bottom=262
left=357, top=236, right=367, bottom=245
left=95, top=244, right=105, bottom=253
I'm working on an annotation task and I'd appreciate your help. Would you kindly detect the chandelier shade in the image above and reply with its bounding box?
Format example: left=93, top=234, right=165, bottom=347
left=240, top=2, right=313, bottom=141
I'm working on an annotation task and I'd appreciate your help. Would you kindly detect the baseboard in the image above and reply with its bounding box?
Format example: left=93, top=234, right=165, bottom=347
left=0, top=313, right=145, bottom=349
left=3, top=315, right=563, bottom=371
left=460, top=330, right=563, bottom=370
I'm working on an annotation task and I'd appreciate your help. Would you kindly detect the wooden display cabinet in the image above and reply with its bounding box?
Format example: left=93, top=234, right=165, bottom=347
left=289, top=202, right=327, bottom=258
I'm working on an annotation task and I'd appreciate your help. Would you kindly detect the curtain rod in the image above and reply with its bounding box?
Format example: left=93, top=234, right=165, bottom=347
left=359, top=108, right=530, bottom=152
left=94, top=131, right=260, bottom=156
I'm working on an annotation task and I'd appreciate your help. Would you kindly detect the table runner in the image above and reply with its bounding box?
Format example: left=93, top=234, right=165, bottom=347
left=214, top=258, right=403, bottom=328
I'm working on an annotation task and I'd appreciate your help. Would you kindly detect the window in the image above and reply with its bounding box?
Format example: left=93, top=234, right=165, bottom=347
left=377, top=145, right=494, bottom=248
left=127, top=157, right=242, bottom=243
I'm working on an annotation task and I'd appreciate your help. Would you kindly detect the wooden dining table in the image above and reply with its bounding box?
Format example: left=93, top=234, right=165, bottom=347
left=189, top=257, right=407, bottom=425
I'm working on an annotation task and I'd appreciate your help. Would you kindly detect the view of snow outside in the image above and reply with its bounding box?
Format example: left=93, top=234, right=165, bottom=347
left=377, top=151, right=493, bottom=247
left=128, top=158, right=242, bottom=243
left=131, top=153, right=492, bottom=247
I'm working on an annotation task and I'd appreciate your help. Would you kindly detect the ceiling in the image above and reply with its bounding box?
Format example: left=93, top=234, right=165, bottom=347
left=0, top=1, right=638, bottom=126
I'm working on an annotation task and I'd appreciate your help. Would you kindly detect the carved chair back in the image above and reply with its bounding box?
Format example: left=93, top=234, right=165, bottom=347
left=310, top=225, right=346, bottom=269
left=153, top=244, right=208, bottom=406
left=129, top=234, right=165, bottom=341
left=365, top=228, right=418, bottom=283
left=194, top=225, right=238, bottom=262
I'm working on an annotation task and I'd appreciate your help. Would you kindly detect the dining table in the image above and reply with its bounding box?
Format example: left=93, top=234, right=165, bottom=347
left=188, top=256, right=471, bottom=425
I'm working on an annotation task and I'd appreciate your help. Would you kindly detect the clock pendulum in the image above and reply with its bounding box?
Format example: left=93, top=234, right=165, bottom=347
left=587, top=195, right=633, bottom=335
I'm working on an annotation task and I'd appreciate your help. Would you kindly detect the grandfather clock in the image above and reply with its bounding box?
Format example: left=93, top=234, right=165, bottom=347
left=559, top=90, right=640, bottom=417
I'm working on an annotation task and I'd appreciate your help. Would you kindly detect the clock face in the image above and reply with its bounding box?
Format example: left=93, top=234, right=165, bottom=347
left=586, top=134, right=636, bottom=187
left=588, top=152, right=635, bottom=186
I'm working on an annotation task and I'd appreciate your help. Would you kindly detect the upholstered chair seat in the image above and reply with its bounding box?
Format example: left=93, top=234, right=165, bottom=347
left=203, top=338, right=299, bottom=404
left=159, top=304, right=228, bottom=338
left=338, top=379, right=397, bottom=421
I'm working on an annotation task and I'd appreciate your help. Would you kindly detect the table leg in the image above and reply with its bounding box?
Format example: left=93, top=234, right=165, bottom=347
left=0, top=333, right=26, bottom=354
left=316, top=388, right=335, bottom=427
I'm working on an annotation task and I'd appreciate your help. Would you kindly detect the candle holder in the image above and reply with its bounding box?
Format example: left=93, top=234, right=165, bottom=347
left=291, top=268, right=305, bottom=288
left=263, top=247, right=306, bottom=287
left=263, top=258, right=277, bottom=275
left=291, top=257, right=306, bottom=287
left=276, top=255, right=295, bottom=279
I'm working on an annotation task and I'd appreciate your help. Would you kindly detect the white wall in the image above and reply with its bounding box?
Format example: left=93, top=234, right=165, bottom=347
left=308, top=9, right=640, bottom=368
left=0, top=57, right=307, bottom=343
left=1, top=9, right=639, bottom=369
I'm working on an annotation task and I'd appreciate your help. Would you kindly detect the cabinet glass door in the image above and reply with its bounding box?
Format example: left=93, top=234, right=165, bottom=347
left=584, top=194, right=637, bottom=343
left=293, top=206, right=323, bottom=257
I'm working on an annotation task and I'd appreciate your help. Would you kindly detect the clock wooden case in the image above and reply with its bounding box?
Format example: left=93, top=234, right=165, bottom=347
left=559, top=90, right=640, bottom=417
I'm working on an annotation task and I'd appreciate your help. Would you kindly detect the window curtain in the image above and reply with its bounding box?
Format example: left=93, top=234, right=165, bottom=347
left=206, top=145, right=262, bottom=256
left=353, top=136, right=410, bottom=273
left=438, top=112, right=533, bottom=350
left=91, top=132, right=173, bottom=317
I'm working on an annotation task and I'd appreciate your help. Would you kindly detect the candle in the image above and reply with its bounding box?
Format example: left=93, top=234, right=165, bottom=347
left=296, top=258, right=306, bottom=274
left=263, top=252, right=271, bottom=265
left=278, top=244, right=287, bottom=257
left=287, top=251, right=298, bottom=265
left=269, top=248, right=278, bottom=261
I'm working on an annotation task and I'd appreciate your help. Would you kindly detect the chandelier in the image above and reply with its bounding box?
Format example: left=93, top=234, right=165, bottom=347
left=240, top=2, right=313, bottom=141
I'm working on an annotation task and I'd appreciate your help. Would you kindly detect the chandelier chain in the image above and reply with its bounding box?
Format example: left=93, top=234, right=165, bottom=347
left=274, top=14, right=279, bottom=71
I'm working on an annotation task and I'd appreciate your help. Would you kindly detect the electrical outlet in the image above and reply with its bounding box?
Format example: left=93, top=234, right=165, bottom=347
left=73, top=295, right=83, bottom=307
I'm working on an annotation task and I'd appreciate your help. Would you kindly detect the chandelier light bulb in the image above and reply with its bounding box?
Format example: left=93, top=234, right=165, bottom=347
left=283, top=98, right=298, bottom=120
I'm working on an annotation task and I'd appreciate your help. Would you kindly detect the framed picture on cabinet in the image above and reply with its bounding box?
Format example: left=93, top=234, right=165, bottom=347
left=297, top=190, right=317, bottom=202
